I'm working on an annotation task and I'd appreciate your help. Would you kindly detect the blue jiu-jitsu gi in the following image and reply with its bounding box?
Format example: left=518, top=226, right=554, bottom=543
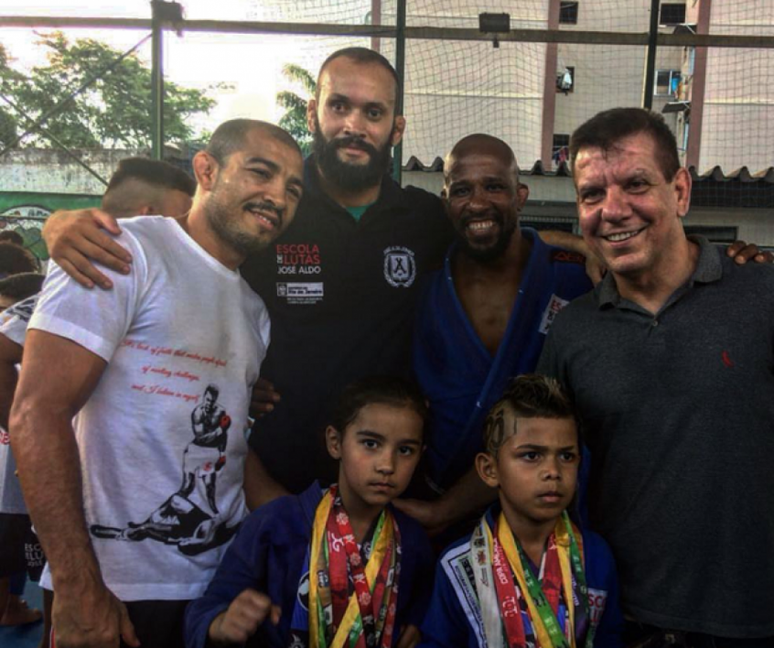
left=413, top=228, right=592, bottom=493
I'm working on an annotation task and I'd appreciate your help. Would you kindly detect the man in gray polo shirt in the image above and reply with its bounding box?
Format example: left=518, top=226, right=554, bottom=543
left=539, top=107, right=774, bottom=646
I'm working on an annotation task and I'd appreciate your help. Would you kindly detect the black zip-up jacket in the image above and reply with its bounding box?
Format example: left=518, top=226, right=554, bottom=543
left=242, top=157, right=453, bottom=492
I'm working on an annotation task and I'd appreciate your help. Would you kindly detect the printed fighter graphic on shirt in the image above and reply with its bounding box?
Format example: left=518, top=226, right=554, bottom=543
left=181, top=384, right=231, bottom=515
left=90, top=385, right=237, bottom=555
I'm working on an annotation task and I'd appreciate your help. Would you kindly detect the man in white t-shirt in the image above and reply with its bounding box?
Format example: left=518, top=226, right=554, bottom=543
left=0, top=158, right=195, bottom=648
left=9, top=120, right=304, bottom=648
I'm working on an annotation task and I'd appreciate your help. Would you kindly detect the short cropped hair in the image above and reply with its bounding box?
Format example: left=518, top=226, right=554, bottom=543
left=0, top=272, right=44, bottom=302
left=482, top=374, right=577, bottom=456
left=205, top=119, right=301, bottom=167
left=0, top=242, right=39, bottom=277
left=329, top=375, right=428, bottom=438
left=0, top=231, right=24, bottom=246
left=317, top=47, right=400, bottom=104
left=569, top=107, right=680, bottom=182
left=104, top=158, right=195, bottom=198
left=101, top=158, right=196, bottom=218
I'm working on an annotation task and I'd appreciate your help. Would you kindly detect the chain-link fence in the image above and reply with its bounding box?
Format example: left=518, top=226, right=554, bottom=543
left=1, top=0, right=772, bottom=254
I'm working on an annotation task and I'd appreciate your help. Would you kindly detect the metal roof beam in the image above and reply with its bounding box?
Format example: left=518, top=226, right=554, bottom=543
left=2, top=16, right=774, bottom=48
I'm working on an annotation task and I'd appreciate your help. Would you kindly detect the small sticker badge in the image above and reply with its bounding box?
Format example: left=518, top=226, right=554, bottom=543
left=539, top=294, right=570, bottom=334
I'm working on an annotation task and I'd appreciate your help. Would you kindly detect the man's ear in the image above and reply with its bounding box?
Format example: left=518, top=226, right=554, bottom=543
left=475, top=452, right=500, bottom=489
left=325, top=425, right=343, bottom=460
left=192, top=151, right=219, bottom=191
left=307, top=98, right=318, bottom=134
left=674, top=167, right=692, bottom=218
left=390, top=116, right=406, bottom=147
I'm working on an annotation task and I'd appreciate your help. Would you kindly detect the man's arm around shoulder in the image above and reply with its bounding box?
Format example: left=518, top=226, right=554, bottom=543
left=10, top=329, right=138, bottom=648
left=43, top=208, right=132, bottom=290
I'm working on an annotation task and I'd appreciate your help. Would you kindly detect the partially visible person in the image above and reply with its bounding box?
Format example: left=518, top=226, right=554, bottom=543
left=420, top=375, right=623, bottom=648
left=0, top=273, right=45, bottom=634
left=0, top=231, right=25, bottom=247
left=0, top=243, right=39, bottom=277
left=10, top=120, right=303, bottom=648
left=0, top=157, right=196, bottom=648
left=185, top=376, right=435, bottom=648
left=539, top=107, right=774, bottom=645
left=0, top=274, right=45, bottom=312
left=52, top=157, right=195, bottom=284
left=400, top=135, right=591, bottom=536
left=100, top=156, right=195, bottom=219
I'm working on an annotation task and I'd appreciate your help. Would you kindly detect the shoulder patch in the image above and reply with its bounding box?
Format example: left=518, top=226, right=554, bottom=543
left=551, top=249, right=586, bottom=265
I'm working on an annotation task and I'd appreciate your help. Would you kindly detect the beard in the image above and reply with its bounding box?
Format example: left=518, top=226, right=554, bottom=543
left=203, top=183, right=282, bottom=258
left=455, top=216, right=517, bottom=264
left=312, top=119, right=393, bottom=192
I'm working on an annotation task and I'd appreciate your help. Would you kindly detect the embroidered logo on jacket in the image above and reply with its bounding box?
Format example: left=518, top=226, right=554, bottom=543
left=275, top=243, right=321, bottom=276
left=383, top=246, right=416, bottom=288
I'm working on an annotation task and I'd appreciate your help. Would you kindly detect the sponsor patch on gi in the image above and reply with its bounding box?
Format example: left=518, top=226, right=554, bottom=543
left=539, top=294, right=570, bottom=334
left=551, top=249, right=586, bottom=265
left=383, top=246, right=416, bottom=288
left=277, top=282, right=324, bottom=305
left=588, top=587, right=608, bottom=625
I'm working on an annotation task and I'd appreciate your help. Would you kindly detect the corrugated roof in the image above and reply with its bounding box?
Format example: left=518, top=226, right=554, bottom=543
left=403, top=157, right=774, bottom=184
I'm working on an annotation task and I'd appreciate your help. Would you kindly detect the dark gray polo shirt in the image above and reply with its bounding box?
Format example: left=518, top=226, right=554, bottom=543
left=538, top=236, right=774, bottom=638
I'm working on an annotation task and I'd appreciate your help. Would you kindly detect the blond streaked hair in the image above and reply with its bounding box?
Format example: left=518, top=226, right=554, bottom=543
left=482, top=374, right=577, bottom=457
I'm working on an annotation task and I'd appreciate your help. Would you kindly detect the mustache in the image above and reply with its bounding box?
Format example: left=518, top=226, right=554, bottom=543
left=331, top=135, right=378, bottom=155
left=245, top=200, right=284, bottom=220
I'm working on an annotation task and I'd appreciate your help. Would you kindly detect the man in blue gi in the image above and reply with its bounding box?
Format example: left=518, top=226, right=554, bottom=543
left=397, top=134, right=592, bottom=533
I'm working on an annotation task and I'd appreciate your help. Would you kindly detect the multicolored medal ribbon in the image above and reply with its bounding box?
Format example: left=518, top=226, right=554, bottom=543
left=308, top=486, right=401, bottom=648
left=473, top=511, right=592, bottom=648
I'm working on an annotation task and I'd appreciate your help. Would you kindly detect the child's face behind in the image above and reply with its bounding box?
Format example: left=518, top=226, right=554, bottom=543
left=478, top=415, right=579, bottom=535
left=326, top=403, right=423, bottom=519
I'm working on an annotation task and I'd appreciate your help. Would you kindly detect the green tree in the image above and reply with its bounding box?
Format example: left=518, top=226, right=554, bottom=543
left=276, top=63, right=316, bottom=156
left=0, top=44, right=21, bottom=148
left=1, top=32, right=215, bottom=149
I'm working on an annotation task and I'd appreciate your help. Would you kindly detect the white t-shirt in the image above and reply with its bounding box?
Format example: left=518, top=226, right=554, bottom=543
left=31, top=216, right=268, bottom=601
left=0, top=294, right=38, bottom=514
